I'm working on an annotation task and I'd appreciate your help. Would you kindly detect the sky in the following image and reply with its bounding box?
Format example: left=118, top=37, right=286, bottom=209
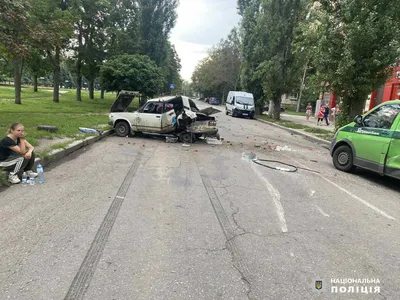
left=170, top=0, right=241, bottom=82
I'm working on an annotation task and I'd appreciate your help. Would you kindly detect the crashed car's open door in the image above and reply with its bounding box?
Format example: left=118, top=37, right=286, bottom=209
left=161, top=103, right=177, bottom=132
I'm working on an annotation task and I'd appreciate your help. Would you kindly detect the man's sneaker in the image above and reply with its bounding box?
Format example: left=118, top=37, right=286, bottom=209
left=8, top=174, right=21, bottom=184
left=26, top=170, right=38, bottom=178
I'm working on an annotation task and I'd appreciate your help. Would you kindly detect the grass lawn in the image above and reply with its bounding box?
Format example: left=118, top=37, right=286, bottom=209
left=256, top=114, right=335, bottom=141
left=0, top=86, right=139, bottom=148
left=283, top=108, right=306, bottom=116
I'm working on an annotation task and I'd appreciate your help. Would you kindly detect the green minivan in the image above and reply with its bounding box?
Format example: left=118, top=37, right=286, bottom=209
left=330, top=100, right=400, bottom=179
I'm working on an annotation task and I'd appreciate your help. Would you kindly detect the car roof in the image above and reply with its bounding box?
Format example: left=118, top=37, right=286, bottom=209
left=230, top=91, right=253, bottom=97
left=147, top=96, right=185, bottom=102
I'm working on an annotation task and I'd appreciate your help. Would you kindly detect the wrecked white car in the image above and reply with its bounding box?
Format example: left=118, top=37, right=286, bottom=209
left=108, top=92, right=221, bottom=143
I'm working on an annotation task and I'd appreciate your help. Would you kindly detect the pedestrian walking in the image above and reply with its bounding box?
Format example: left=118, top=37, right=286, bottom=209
left=0, top=123, right=38, bottom=184
left=305, top=103, right=312, bottom=121
left=323, top=105, right=330, bottom=126
left=317, top=105, right=325, bottom=126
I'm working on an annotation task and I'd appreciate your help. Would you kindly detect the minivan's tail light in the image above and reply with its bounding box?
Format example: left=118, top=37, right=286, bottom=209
left=208, top=121, right=217, bottom=126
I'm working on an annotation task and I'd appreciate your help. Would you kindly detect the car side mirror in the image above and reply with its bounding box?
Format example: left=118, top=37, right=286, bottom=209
left=354, top=115, right=363, bottom=126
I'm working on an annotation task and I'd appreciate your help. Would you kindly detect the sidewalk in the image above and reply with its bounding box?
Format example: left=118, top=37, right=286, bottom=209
left=279, top=113, right=335, bottom=132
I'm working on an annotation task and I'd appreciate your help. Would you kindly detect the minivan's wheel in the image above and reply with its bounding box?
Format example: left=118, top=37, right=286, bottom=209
left=225, top=109, right=228, bottom=115
left=179, top=132, right=195, bottom=143
left=115, top=121, right=130, bottom=137
left=333, top=145, right=355, bottom=172
left=231, top=110, right=236, bottom=117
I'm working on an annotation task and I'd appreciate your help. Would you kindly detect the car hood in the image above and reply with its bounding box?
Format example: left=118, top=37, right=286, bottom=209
left=197, top=107, right=221, bottom=116
left=110, top=91, right=139, bottom=112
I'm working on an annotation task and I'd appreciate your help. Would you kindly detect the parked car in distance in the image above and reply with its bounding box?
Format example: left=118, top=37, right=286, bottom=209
left=210, top=98, right=220, bottom=105
left=330, top=100, right=400, bottom=179
left=263, top=104, right=285, bottom=112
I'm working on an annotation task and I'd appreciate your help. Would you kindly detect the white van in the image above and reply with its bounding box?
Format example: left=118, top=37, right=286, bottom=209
left=225, top=91, right=255, bottom=118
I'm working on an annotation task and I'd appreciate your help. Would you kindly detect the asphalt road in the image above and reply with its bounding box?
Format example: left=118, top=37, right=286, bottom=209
left=0, top=101, right=399, bottom=300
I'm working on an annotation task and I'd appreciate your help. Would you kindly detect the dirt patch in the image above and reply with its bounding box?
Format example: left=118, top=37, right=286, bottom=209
left=35, top=137, right=75, bottom=152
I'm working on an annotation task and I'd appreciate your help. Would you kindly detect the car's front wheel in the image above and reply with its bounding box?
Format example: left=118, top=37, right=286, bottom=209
left=333, top=145, right=355, bottom=172
left=179, top=132, right=195, bottom=143
left=115, top=121, right=130, bottom=137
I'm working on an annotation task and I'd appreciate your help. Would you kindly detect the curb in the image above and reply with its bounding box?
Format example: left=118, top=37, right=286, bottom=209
left=35, top=130, right=115, bottom=168
left=255, top=118, right=331, bottom=146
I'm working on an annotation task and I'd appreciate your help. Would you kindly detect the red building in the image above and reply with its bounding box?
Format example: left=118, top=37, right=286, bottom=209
left=328, top=66, right=400, bottom=112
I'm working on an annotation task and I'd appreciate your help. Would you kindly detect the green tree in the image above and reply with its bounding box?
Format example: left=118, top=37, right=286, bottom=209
left=238, top=0, right=264, bottom=113
left=30, top=0, right=75, bottom=103
left=0, top=0, right=32, bottom=104
left=138, top=0, right=178, bottom=65
left=106, top=0, right=140, bottom=57
left=74, top=0, right=110, bottom=101
left=25, top=49, right=52, bottom=92
left=303, top=0, right=400, bottom=127
left=191, top=29, right=242, bottom=102
left=191, top=58, right=220, bottom=99
left=160, top=42, right=182, bottom=95
left=252, top=0, right=304, bottom=119
left=99, top=54, right=163, bottom=97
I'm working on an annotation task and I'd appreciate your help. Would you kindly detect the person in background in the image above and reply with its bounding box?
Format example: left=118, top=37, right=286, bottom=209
left=331, top=104, right=340, bottom=123
left=323, top=104, right=330, bottom=126
left=0, top=123, right=38, bottom=184
left=317, top=105, right=325, bottom=126
left=305, top=103, right=312, bottom=121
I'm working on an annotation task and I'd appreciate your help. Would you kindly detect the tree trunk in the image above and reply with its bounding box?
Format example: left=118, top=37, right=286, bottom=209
left=297, top=63, right=308, bottom=112
left=13, top=57, right=23, bottom=104
left=76, top=58, right=82, bottom=101
left=342, top=93, right=366, bottom=122
left=33, top=74, right=38, bottom=92
left=53, top=46, right=61, bottom=103
left=101, top=88, right=105, bottom=99
left=268, top=100, right=274, bottom=118
left=89, top=79, right=94, bottom=99
left=76, top=25, right=83, bottom=101
left=273, top=98, right=281, bottom=120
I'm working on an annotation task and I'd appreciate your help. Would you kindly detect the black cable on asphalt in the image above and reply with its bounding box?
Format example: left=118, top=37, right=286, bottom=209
left=252, top=158, right=320, bottom=174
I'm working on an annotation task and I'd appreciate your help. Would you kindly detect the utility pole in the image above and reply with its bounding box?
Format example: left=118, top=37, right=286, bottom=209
left=296, top=62, right=308, bottom=112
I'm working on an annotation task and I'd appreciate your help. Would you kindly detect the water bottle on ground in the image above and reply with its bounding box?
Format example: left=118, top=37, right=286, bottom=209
left=37, top=163, right=45, bottom=184
left=21, top=172, right=27, bottom=186
left=29, top=176, right=35, bottom=185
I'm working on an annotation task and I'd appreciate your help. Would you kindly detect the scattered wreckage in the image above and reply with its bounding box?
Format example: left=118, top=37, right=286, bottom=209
left=108, top=91, right=221, bottom=143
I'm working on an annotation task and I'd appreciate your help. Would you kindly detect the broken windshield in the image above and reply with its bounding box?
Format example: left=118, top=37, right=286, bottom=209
left=235, top=96, right=254, bottom=105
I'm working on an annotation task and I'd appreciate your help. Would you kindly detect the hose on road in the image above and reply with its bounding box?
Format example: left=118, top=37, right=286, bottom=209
left=252, top=158, right=320, bottom=174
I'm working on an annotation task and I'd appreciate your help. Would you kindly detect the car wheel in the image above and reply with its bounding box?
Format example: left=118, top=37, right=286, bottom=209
left=115, top=121, right=130, bottom=137
left=333, top=145, right=355, bottom=172
left=179, top=132, right=194, bottom=143
left=225, top=109, right=228, bottom=115
left=231, top=110, right=236, bottom=117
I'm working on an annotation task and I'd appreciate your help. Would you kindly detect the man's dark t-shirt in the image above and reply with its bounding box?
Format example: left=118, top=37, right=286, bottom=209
left=324, top=106, right=329, bottom=116
left=0, top=137, right=20, bottom=161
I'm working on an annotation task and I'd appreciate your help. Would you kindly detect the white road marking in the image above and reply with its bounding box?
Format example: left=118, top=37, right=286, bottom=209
left=288, top=157, right=396, bottom=221
left=250, top=162, right=288, bottom=233
left=315, top=205, right=330, bottom=217
left=116, top=196, right=125, bottom=199
left=310, top=190, right=316, bottom=197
